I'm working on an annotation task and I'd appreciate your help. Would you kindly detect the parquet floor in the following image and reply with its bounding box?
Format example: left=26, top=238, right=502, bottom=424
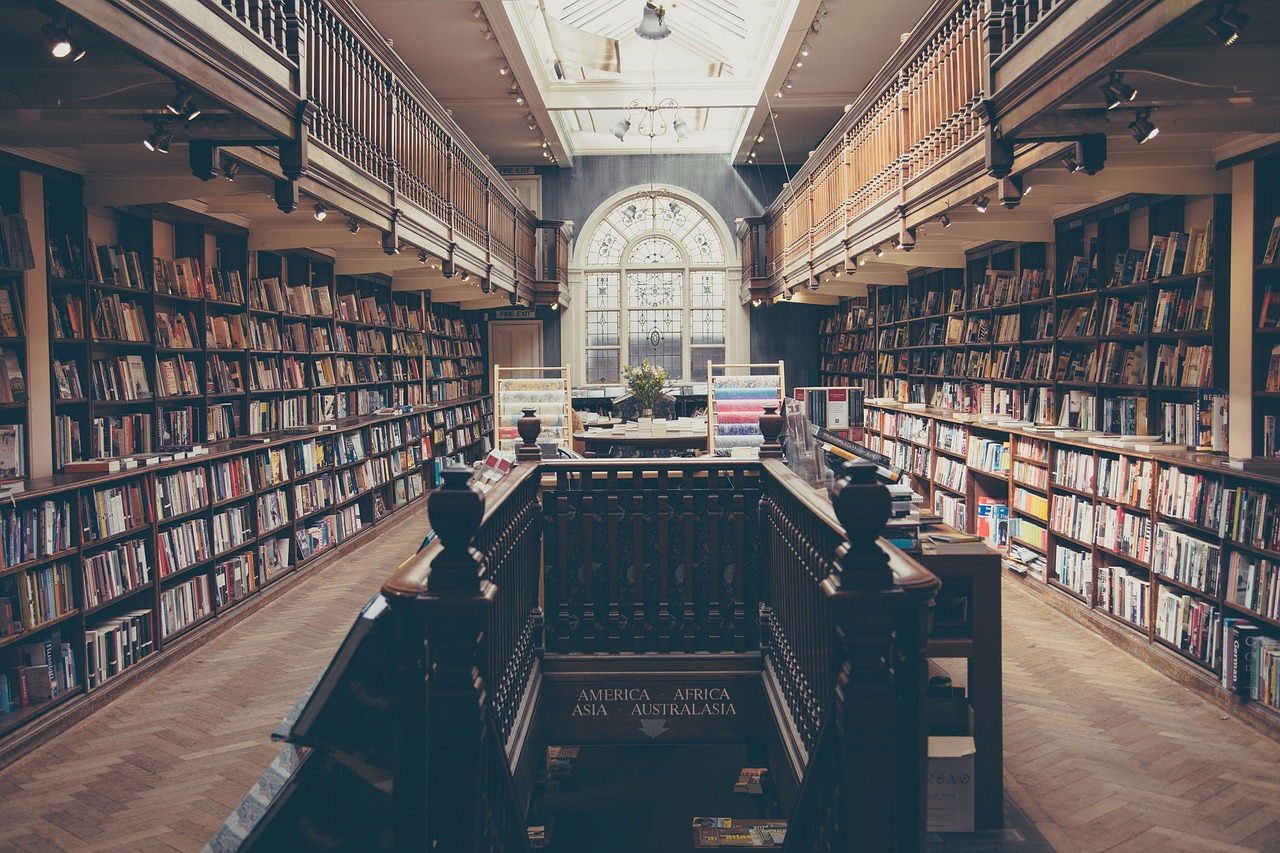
left=1, top=519, right=1280, bottom=851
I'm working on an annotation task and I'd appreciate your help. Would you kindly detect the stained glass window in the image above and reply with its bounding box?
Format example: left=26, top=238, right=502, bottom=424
left=582, top=193, right=728, bottom=382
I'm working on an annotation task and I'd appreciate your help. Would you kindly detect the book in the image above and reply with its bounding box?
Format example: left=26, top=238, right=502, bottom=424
left=0, top=285, right=21, bottom=336
left=1264, top=215, right=1280, bottom=265
left=0, top=425, right=23, bottom=478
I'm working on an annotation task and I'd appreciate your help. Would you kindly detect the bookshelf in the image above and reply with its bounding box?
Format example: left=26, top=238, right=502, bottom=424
left=822, top=195, right=1227, bottom=446
left=865, top=399, right=1280, bottom=723
left=0, top=159, right=496, bottom=743
left=1253, top=152, right=1280, bottom=457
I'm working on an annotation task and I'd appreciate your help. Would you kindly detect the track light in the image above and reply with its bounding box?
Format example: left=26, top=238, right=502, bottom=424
left=974, top=196, right=989, bottom=213
left=755, top=134, right=764, bottom=144
left=43, top=19, right=85, bottom=61
left=1128, top=109, right=1159, bottom=144
left=472, top=3, right=483, bottom=18
left=874, top=244, right=884, bottom=258
left=549, top=301, right=559, bottom=311
left=542, top=149, right=552, bottom=159
left=221, top=159, right=240, bottom=181
left=1206, top=2, right=1247, bottom=46
left=499, top=64, right=509, bottom=76
left=799, top=41, right=811, bottom=57
left=751, top=298, right=762, bottom=308
left=1098, top=72, right=1136, bottom=110
left=143, top=124, right=172, bottom=154
left=611, top=118, right=632, bottom=141
left=166, top=89, right=201, bottom=121
left=1062, top=152, right=1081, bottom=173
left=347, top=217, right=361, bottom=234
left=939, top=213, right=952, bottom=228
left=313, top=202, right=327, bottom=221
left=636, top=3, right=672, bottom=40
left=784, top=78, right=794, bottom=90
left=460, top=270, right=470, bottom=281
left=418, top=250, right=428, bottom=264
left=859, top=254, right=869, bottom=266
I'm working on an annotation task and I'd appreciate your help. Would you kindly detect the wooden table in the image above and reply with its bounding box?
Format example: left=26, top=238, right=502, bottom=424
left=692, top=820, right=787, bottom=848
left=573, top=427, right=709, bottom=457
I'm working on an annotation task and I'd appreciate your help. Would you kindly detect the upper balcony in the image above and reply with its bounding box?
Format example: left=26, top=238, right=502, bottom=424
left=744, top=0, right=1280, bottom=303
left=0, top=0, right=567, bottom=306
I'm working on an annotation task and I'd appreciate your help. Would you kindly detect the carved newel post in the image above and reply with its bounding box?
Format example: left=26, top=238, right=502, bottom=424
left=426, top=465, right=486, bottom=591
left=758, top=404, right=785, bottom=459
left=830, top=459, right=892, bottom=590
left=516, top=406, right=543, bottom=462
left=829, top=457, right=922, bottom=852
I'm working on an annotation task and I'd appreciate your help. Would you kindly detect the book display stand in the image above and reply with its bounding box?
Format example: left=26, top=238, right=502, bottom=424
left=493, top=365, right=571, bottom=453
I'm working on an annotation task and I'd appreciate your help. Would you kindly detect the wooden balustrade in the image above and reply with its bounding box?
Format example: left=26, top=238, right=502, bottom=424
left=304, top=0, right=393, bottom=184
left=393, top=87, right=452, bottom=224
left=453, top=153, right=489, bottom=246
left=988, top=0, right=1068, bottom=59
left=745, top=0, right=991, bottom=290
left=541, top=459, right=764, bottom=655
left=218, top=0, right=292, bottom=56
left=516, top=209, right=537, bottom=285
left=761, top=459, right=939, bottom=852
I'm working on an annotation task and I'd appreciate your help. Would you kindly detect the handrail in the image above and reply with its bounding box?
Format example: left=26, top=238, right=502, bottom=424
left=215, top=0, right=293, bottom=57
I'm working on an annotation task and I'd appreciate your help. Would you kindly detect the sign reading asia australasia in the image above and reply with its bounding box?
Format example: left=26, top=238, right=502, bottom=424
left=545, top=678, right=762, bottom=743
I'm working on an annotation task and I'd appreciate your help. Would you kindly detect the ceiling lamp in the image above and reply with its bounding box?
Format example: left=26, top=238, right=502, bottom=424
left=1206, top=2, right=1247, bottom=46
left=1129, top=109, right=1159, bottom=144
left=636, top=3, right=672, bottom=40
left=799, top=41, right=811, bottom=57
left=43, top=18, right=85, bottom=61
left=313, top=202, right=327, bottom=221
left=143, top=123, right=172, bottom=154
left=974, top=196, right=989, bottom=213
left=939, top=213, right=952, bottom=228
left=612, top=94, right=689, bottom=142
left=1098, top=72, right=1136, bottom=110
left=166, top=88, right=201, bottom=121
left=221, top=158, right=240, bottom=181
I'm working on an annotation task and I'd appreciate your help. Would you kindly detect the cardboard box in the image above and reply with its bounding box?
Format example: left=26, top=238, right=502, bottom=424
left=927, top=736, right=975, bottom=832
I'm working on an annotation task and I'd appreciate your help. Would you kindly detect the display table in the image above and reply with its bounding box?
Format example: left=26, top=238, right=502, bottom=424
left=692, top=820, right=787, bottom=848
left=573, top=426, right=709, bottom=457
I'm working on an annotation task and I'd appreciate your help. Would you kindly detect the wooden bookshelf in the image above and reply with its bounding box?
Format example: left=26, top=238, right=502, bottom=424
left=865, top=399, right=1280, bottom=721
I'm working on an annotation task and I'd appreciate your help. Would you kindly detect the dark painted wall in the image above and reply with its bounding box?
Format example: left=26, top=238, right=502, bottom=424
left=749, top=302, right=833, bottom=394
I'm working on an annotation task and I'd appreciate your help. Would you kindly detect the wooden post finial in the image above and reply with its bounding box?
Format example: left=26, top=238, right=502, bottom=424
left=427, top=465, right=485, bottom=591
left=516, top=406, right=542, bottom=462
left=831, top=459, right=892, bottom=589
left=758, top=404, right=785, bottom=459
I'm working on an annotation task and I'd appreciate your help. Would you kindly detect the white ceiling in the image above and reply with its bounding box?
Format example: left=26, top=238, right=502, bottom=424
left=353, top=0, right=934, bottom=167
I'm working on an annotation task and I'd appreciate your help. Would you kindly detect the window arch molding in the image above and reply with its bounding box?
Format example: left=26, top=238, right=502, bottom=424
left=567, top=185, right=743, bottom=385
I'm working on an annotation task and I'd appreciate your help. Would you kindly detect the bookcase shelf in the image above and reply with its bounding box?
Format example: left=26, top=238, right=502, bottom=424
left=866, top=398, right=1280, bottom=721
left=0, top=158, right=496, bottom=742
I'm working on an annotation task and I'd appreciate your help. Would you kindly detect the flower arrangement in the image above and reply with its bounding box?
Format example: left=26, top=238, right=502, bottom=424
left=621, top=359, right=668, bottom=413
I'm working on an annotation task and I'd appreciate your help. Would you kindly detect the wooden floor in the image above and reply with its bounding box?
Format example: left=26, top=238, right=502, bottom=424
left=1, top=515, right=1279, bottom=851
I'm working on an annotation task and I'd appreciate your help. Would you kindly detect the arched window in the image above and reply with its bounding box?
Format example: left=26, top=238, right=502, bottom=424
left=582, top=193, right=727, bottom=383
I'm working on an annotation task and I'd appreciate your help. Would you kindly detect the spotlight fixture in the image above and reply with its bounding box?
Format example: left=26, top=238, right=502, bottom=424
left=221, top=159, right=240, bottom=182
left=636, top=2, right=672, bottom=40
left=1206, top=2, right=1247, bottom=46
left=755, top=134, right=764, bottom=143
left=1098, top=72, right=1136, bottom=110
left=418, top=250, right=428, bottom=264
left=795, top=58, right=803, bottom=68
left=481, top=28, right=492, bottom=40
left=1129, top=109, right=1159, bottom=144
left=460, top=270, right=470, bottom=282
left=313, top=202, right=327, bottom=221
left=542, top=149, right=552, bottom=159
left=799, top=41, right=811, bottom=57
left=939, top=213, right=952, bottom=228
left=832, top=267, right=841, bottom=278
left=974, top=196, right=989, bottom=213
left=1062, top=152, right=1081, bottom=173
left=472, top=3, right=483, bottom=18
left=42, top=19, right=85, bottom=61
left=511, top=90, right=526, bottom=105
left=874, top=244, right=884, bottom=258
left=751, top=298, right=762, bottom=308
left=143, top=124, right=172, bottom=154
left=166, top=89, right=201, bottom=121
left=784, top=78, right=794, bottom=90
left=498, top=64, right=509, bottom=76
left=549, top=302, right=559, bottom=311
left=348, top=217, right=361, bottom=234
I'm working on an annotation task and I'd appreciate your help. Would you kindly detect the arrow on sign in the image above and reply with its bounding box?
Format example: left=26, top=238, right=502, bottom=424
left=638, top=718, right=669, bottom=738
